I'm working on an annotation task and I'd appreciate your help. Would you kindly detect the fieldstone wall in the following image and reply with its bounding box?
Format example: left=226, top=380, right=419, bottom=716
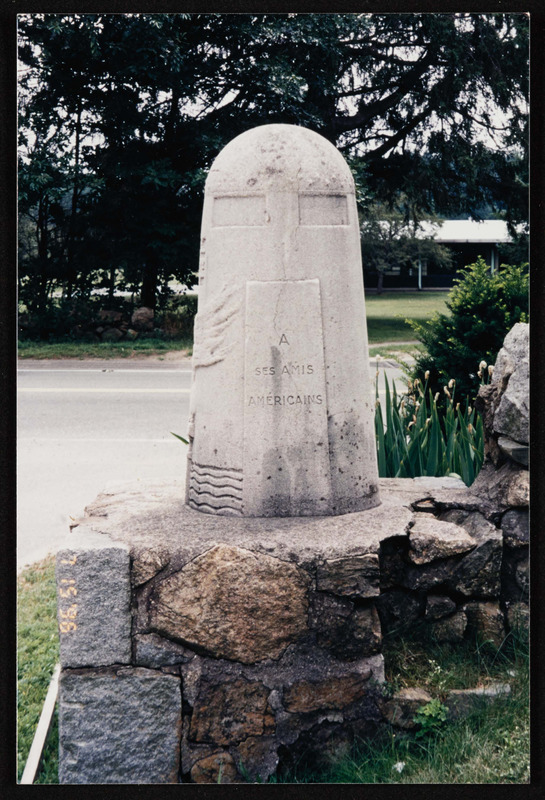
left=475, top=321, right=529, bottom=633
left=57, top=490, right=402, bottom=783
left=378, top=322, right=529, bottom=643
left=56, top=325, right=529, bottom=784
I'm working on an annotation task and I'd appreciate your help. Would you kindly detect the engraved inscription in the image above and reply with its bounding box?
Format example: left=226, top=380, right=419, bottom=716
left=212, top=195, right=267, bottom=227
left=248, top=394, right=323, bottom=407
left=243, top=279, right=332, bottom=516
left=299, top=194, right=348, bottom=226
left=248, top=355, right=320, bottom=409
left=255, top=363, right=314, bottom=376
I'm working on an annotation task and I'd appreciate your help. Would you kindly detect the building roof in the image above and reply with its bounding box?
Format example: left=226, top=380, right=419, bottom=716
left=417, top=219, right=513, bottom=244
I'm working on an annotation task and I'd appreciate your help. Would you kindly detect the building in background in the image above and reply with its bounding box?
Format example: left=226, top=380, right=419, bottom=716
left=365, top=219, right=514, bottom=291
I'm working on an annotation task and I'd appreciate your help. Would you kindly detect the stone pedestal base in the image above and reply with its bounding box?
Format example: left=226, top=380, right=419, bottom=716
left=56, top=474, right=527, bottom=783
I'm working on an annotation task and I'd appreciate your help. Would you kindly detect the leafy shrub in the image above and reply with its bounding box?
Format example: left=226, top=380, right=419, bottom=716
left=375, top=370, right=484, bottom=486
left=159, top=293, right=198, bottom=339
left=408, top=259, right=528, bottom=402
left=413, top=698, right=449, bottom=739
left=18, top=296, right=135, bottom=341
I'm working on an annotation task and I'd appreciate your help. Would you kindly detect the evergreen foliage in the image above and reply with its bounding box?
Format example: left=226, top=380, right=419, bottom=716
left=409, top=258, right=529, bottom=402
left=18, top=13, right=528, bottom=320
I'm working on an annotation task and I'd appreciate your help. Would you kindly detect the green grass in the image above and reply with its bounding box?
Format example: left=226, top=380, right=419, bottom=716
left=17, top=557, right=59, bottom=784
left=279, top=629, right=529, bottom=784
left=365, top=290, right=448, bottom=343
left=382, top=626, right=528, bottom=695
left=287, top=692, right=529, bottom=784
left=368, top=343, right=424, bottom=360
left=18, top=292, right=446, bottom=359
left=17, top=336, right=192, bottom=360
left=17, top=558, right=528, bottom=785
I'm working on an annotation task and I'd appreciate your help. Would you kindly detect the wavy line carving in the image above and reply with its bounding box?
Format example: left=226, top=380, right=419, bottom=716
left=188, top=490, right=242, bottom=510
left=187, top=500, right=243, bottom=517
left=190, top=479, right=242, bottom=497
left=188, top=461, right=243, bottom=516
left=192, top=463, right=242, bottom=482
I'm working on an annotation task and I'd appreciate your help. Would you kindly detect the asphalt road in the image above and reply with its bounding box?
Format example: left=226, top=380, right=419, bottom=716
left=17, top=356, right=407, bottom=571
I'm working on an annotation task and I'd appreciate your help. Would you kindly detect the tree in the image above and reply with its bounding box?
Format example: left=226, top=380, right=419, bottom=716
left=18, top=14, right=204, bottom=309
left=359, top=201, right=453, bottom=293
left=190, top=13, right=528, bottom=223
left=18, top=13, right=528, bottom=314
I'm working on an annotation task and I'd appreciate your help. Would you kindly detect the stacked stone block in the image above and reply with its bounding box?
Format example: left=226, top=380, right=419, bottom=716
left=57, top=470, right=528, bottom=782
left=56, top=529, right=182, bottom=784
left=376, top=324, right=529, bottom=645
left=57, top=494, right=409, bottom=783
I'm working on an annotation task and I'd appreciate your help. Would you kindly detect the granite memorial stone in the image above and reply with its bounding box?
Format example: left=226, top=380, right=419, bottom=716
left=186, top=123, right=379, bottom=517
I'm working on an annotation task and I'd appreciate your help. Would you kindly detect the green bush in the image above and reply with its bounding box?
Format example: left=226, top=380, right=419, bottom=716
left=413, top=698, right=449, bottom=739
left=158, top=293, right=198, bottom=339
left=408, top=259, right=528, bottom=402
left=18, top=296, right=135, bottom=342
left=375, top=370, right=484, bottom=486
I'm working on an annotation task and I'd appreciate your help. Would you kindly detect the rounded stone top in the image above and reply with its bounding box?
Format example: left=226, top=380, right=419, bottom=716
left=205, top=124, right=355, bottom=195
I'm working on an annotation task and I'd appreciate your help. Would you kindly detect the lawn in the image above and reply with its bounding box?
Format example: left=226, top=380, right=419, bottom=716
left=278, top=629, right=529, bottom=784
left=365, top=290, right=448, bottom=343
left=17, top=556, right=528, bottom=785
left=17, top=557, right=59, bottom=784
left=18, top=291, right=448, bottom=359
left=17, top=337, right=192, bottom=360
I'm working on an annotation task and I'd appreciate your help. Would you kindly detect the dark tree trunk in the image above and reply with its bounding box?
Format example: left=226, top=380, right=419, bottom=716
left=63, top=102, right=83, bottom=301
left=34, top=195, right=51, bottom=313
left=141, top=257, right=159, bottom=309
left=377, top=271, right=384, bottom=295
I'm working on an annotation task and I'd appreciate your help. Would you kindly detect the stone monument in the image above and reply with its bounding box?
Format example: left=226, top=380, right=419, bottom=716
left=55, top=126, right=527, bottom=784
left=186, top=124, right=380, bottom=517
